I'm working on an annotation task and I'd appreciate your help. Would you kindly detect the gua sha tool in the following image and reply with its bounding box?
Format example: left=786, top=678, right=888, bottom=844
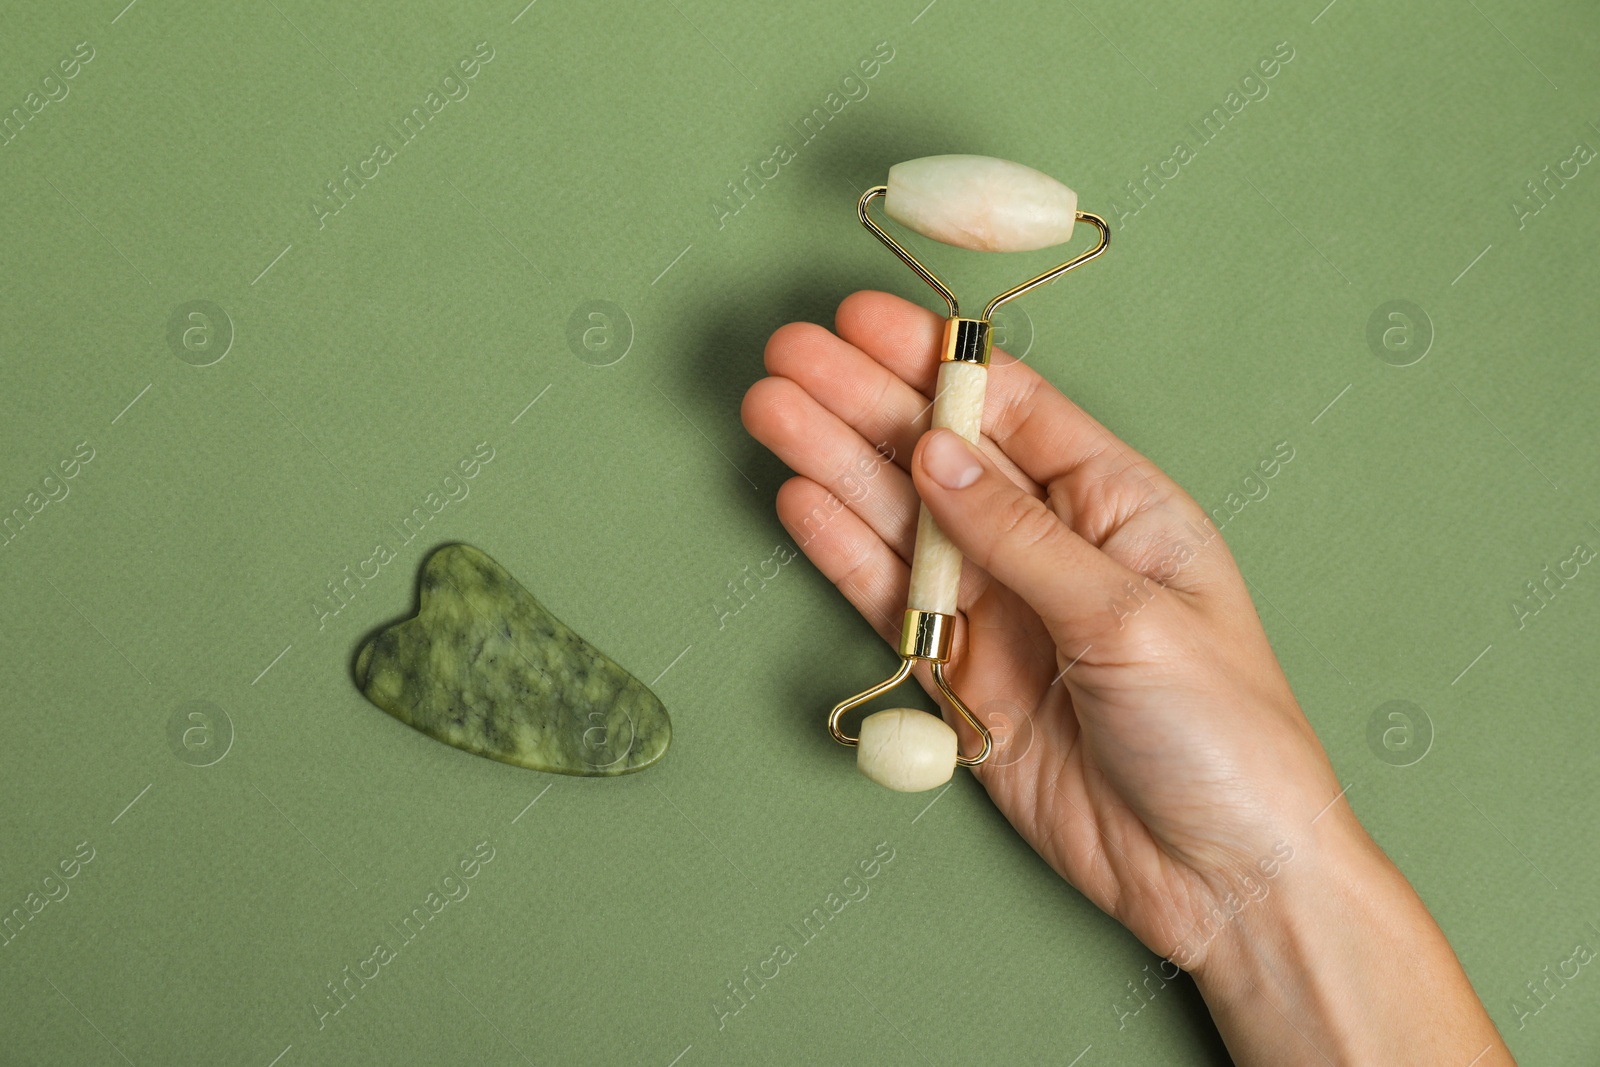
left=356, top=544, right=671, bottom=776
left=829, top=154, right=1110, bottom=793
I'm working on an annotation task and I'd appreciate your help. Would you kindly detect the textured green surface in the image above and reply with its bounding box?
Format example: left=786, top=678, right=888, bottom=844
left=355, top=544, right=670, bottom=775
left=2, top=1, right=1598, bottom=1064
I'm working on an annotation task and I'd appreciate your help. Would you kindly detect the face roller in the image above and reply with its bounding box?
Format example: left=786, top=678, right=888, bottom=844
left=829, top=154, right=1111, bottom=792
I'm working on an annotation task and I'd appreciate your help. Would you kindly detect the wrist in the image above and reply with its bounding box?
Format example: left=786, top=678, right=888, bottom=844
left=1190, top=810, right=1388, bottom=1021
left=1190, top=810, right=1509, bottom=1065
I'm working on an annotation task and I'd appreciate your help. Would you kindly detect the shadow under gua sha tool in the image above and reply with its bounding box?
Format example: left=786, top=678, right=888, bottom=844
left=829, top=154, right=1111, bottom=793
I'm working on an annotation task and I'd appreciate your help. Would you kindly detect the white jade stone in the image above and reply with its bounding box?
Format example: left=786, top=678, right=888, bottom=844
left=884, top=154, right=1078, bottom=252
left=857, top=708, right=959, bottom=793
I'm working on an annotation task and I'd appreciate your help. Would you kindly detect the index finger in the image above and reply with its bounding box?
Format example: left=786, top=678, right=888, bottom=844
left=833, top=289, right=1176, bottom=510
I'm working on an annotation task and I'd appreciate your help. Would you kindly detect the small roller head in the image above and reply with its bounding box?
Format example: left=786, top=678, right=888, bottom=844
left=856, top=708, right=959, bottom=792
left=884, top=154, right=1078, bottom=252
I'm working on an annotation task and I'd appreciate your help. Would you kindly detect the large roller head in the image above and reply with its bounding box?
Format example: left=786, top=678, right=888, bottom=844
left=883, top=154, right=1078, bottom=253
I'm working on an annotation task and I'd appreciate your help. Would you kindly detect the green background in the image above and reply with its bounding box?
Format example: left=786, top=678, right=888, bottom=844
left=2, top=0, right=1597, bottom=1063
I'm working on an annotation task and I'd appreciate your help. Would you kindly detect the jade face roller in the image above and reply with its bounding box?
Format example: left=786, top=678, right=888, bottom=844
left=829, top=154, right=1111, bottom=792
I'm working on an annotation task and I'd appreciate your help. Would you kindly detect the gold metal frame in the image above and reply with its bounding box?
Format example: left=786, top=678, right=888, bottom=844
left=856, top=186, right=1111, bottom=323
left=828, top=609, right=992, bottom=767
left=828, top=185, right=1112, bottom=770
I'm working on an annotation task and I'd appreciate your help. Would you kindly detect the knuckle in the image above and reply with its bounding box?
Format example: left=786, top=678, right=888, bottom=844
left=993, top=371, right=1042, bottom=445
left=861, top=368, right=897, bottom=431
left=835, top=548, right=875, bottom=593
left=992, top=491, right=1061, bottom=562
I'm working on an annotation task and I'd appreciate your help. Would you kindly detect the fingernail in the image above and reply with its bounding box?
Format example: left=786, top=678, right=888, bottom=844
left=922, top=429, right=983, bottom=489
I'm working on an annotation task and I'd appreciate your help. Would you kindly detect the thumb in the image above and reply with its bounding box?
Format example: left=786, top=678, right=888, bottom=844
left=912, top=428, right=1134, bottom=642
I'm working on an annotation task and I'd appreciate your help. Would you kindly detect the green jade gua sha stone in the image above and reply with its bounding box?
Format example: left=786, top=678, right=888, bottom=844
left=354, top=544, right=670, bottom=776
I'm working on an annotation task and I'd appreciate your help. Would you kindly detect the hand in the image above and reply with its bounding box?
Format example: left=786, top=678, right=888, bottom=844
left=742, top=290, right=1511, bottom=1065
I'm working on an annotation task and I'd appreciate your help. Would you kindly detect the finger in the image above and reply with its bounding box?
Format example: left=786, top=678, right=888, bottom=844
left=834, top=290, right=1185, bottom=538
left=836, top=290, right=1236, bottom=590
left=831, top=290, right=944, bottom=394
left=742, top=376, right=919, bottom=564
left=763, top=321, right=1038, bottom=496
left=777, top=475, right=1044, bottom=765
left=763, top=322, right=915, bottom=468
left=774, top=476, right=909, bottom=647
left=912, top=428, right=1138, bottom=642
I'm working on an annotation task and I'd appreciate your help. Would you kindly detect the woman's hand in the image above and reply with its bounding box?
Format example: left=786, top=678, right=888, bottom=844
left=742, top=289, right=1512, bottom=1065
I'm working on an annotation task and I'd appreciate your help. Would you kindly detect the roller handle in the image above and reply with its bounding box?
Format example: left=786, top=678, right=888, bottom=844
left=906, top=359, right=988, bottom=616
